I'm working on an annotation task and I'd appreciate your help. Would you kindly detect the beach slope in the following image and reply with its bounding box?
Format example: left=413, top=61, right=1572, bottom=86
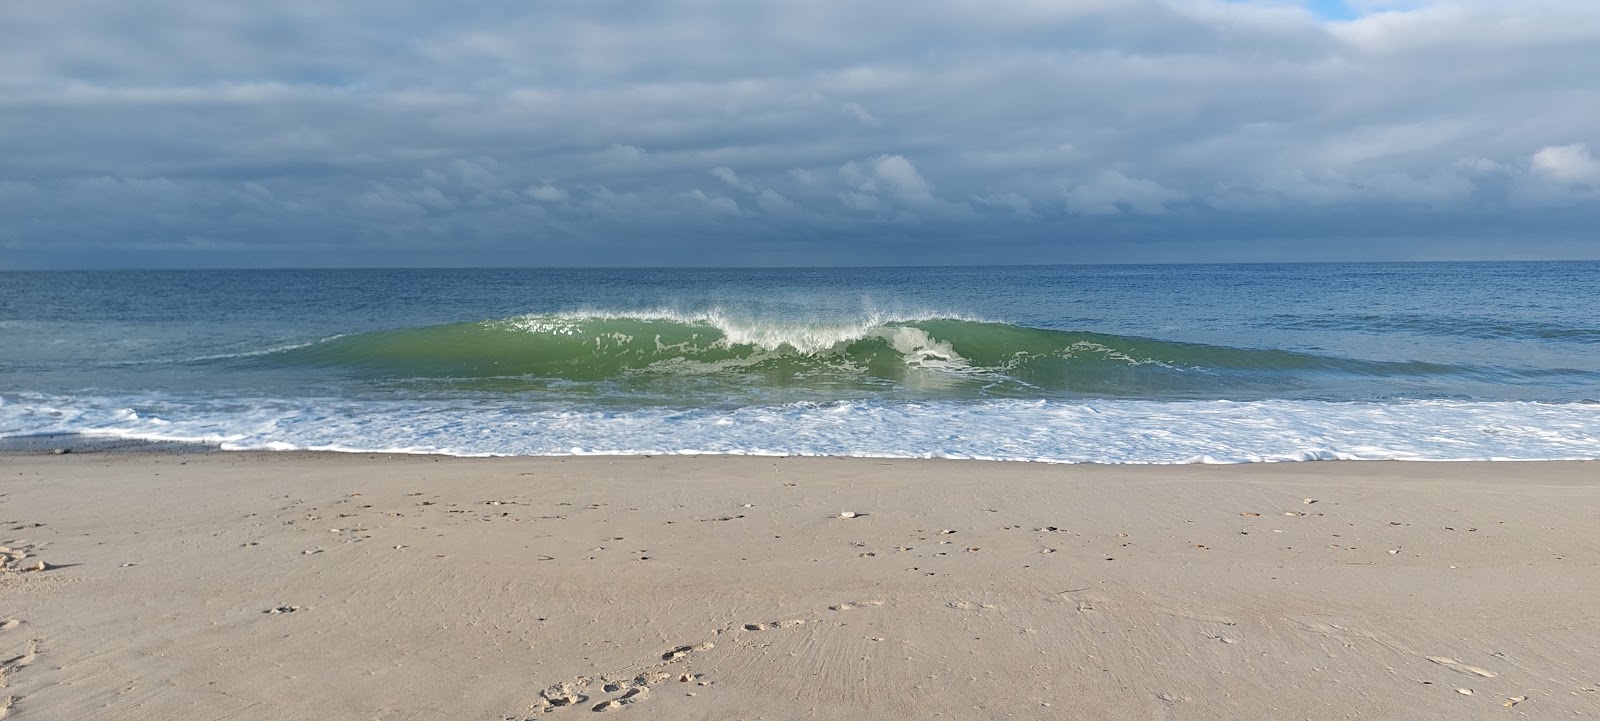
left=1, top=453, right=1596, bottom=719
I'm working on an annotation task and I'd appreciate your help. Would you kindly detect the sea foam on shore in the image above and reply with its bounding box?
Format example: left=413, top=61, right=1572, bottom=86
left=5, top=393, right=1597, bottom=462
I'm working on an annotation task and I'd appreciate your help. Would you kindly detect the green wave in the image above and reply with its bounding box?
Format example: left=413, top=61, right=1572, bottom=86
left=228, top=314, right=1469, bottom=397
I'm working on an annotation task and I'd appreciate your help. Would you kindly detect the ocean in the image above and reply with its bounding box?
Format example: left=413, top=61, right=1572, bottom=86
left=2, top=262, right=1598, bottom=462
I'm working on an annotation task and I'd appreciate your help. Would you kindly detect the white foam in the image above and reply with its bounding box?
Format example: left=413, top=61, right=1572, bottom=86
left=500, top=308, right=988, bottom=355
left=3, top=392, right=1598, bottom=464
left=1057, top=340, right=1172, bottom=368
left=106, top=336, right=345, bottom=366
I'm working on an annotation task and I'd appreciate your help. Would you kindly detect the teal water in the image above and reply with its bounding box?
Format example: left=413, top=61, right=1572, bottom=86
left=2, top=263, right=1598, bottom=461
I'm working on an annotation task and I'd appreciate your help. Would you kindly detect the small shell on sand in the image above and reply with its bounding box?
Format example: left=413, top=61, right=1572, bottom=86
left=838, top=511, right=858, bottom=519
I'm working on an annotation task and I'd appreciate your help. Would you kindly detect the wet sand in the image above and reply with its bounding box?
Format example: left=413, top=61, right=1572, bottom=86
left=1, top=452, right=1597, bottom=719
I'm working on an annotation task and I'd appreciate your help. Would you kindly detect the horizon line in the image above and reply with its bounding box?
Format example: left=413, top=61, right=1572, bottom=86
left=5, top=258, right=1600, bottom=273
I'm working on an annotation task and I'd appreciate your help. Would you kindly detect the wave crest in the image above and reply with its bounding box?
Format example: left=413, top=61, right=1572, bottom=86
left=215, top=311, right=1502, bottom=401
left=501, top=309, right=988, bottom=354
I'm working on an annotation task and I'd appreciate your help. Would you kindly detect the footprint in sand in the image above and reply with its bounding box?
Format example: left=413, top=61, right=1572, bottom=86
left=591, top=687, right=647, bottom=711
left=536, top=681, right=589, bottom=710
left=661, top=641, right=715, bottom=662
left=0, top=637, right=40, bottom=704
left=532, top=669, right=682, bottom=715
left=743, top=619, right=806, bottom=631
left=1050, top=593, right=1097, bottom=612
left=1153, top=690, right=1189, bottom=718
left=528, top=601, right=873, bottom=716
left=946, top=600, right=997, bottom=611
left=828, top=600, right=885, bottom=611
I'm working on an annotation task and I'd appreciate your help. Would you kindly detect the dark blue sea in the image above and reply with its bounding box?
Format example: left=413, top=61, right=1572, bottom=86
left=2, top=262, right=1598, bottom=461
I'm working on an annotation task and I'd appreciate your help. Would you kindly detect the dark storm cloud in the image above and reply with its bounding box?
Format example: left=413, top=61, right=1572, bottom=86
left=1, top=0, right=1597, bottom=267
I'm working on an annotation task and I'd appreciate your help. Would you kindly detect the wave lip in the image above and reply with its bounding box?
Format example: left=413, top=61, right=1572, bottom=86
left=527, top=308, right=991, bottom=354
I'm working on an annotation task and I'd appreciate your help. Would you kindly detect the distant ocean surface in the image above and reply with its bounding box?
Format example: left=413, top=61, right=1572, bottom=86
left=2, top=263, right=1598, bottom=462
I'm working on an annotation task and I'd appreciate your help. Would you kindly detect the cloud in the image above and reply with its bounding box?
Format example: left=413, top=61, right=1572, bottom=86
left=411, top=186, right=457, bottom=210
left=710, top=166, right=755, bottom=192
left=841, top=102, right=880, bottom=126
left=525, top=184, right=571, bottom=203
left=601, top=145, right=647, bottom=163
left=1531, top=144, right=1600, bottom=185
left=756, top=189, right=802, bottom=215
left=837, top=191, right=883, bottom=212
left=870, top=155, right=935, bottom=206
left=685, top=189, right=744, bottom=216
left=1, top=0, right=1598, bottom=267
left=839, top=154, right=936, bottom=206
left=449, top=159, right=500, bottom=190
left=352, top=186, right=427, bottom=216
left=971, top=192, right=1035, bottom=218
left=1066, top=171, right=1184, bottom=215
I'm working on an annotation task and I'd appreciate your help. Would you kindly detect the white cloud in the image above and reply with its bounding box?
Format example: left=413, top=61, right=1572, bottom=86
left=756, top=189, right=802, bottom=214
left=685, top=188, right=743, bottom=215
left=871, top=155, right=935, bottom=205
left=710, top=166, right=755, bottom=192
left=841, top=102, right=879, bottom=126
left=841, top=154, right=935, bottom=206
left=1066, top=171, right=1184, bottom=215
left=1531, top=143, right=1600, bottom=185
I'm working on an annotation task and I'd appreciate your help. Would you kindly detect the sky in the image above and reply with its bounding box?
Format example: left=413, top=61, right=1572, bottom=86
left=2, top=0, right=1598, bottom=268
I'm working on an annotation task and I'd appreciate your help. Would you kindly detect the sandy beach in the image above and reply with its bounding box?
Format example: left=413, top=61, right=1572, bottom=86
left=1, top=452, right=1597, bottom=720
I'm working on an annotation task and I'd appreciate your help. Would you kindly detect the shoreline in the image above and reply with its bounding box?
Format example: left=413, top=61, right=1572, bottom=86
left=2, top=453, right=1597, bottom=719
left=5, top=431, right=1597, bottom=465
left=0, top=432, right=222, bottom=455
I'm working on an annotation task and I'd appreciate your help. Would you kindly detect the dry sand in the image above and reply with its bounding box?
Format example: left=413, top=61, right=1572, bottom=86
left=1, top=452, right=1597, bottom=720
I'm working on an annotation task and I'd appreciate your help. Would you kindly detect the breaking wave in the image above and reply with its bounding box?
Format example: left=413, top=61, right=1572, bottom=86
left=219, top=311, right=1496, bottom=399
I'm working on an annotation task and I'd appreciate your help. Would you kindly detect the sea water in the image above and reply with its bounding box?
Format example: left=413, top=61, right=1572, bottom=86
left=1, top=263, right=1597, bottom=462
